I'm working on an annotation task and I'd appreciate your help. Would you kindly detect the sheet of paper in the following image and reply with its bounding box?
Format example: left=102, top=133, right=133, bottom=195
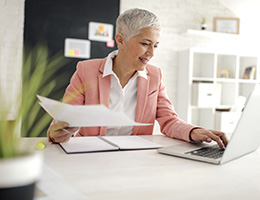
left=101, top=136, right=163, bottom=150
left=37, top=95, right=152, bottom=127
left=59, top=137, right=119, bottom=153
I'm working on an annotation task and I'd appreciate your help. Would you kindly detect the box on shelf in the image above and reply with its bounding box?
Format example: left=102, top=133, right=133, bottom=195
left=214, top=111, right=241, bottom=134
left=192, top=83, right=221, bottom=107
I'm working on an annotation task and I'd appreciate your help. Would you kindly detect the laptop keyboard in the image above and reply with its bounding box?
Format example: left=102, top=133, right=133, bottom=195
left=185, top=145, right=225, bottom=159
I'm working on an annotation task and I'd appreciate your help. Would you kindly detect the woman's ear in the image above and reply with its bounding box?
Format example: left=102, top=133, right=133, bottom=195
left=115, top=33, right=125, bottom=49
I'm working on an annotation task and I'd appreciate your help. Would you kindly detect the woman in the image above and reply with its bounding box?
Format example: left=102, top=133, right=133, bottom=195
left=48, top=8, right=228, bottom=149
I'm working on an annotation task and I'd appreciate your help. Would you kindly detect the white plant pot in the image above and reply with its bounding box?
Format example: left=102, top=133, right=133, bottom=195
left=201, top=24, right=207, bottom=30
left=0, top=151, right=43, bottom=200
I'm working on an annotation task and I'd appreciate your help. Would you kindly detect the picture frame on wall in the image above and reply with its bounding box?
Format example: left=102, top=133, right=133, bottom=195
left=213, top=17, right=240, bottom=34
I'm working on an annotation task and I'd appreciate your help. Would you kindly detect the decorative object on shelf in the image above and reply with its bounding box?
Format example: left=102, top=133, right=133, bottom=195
left=201, top=17, right=207, bottom=30
left=243, top=66, right=256, bottom=80
left=213, top=17, right=240, bottom=34
left=217, top=69, right=232, bottom=78
left=0, top=44, right=67, bottom=200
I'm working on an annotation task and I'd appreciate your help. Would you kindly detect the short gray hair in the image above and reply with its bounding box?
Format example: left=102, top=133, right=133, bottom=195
left=116, top=8, right=161, bottom=41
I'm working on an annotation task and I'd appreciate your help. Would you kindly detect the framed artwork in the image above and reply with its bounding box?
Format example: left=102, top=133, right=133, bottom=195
left=88, top=22, right=114, bottom=42
left=64, top=38, right=91, bottom=59
left=213, top=17, right=240, bottom=34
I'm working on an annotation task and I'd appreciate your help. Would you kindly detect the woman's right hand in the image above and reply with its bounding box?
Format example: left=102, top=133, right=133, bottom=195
left=48, top=121, right=79, bottom=143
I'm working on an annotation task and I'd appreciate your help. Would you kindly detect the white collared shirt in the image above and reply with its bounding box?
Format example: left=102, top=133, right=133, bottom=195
left=103, top=50, right=147, bottom=136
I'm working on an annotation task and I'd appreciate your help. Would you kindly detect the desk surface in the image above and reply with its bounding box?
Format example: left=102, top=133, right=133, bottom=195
left=21, top=135, right=260, bottom=200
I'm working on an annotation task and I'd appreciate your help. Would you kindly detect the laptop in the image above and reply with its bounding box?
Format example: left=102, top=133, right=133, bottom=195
left=158, top=86, right=260, bottom=164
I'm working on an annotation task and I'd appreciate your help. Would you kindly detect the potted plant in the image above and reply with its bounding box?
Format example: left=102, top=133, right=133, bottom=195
left=0, top=44, right=68, bottom=200
left=201, top=17, right=207, bottom=30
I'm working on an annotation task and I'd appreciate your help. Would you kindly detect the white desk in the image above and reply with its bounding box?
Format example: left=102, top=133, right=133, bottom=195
left=21, top=136, right=260, bottom=200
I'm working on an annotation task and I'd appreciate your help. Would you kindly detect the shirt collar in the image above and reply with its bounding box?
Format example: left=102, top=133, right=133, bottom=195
left=103, top=50, right=147, bottom=80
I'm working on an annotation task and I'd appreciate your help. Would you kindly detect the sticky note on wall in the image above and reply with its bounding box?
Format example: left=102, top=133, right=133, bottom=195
left=106, top=40, right=115, bottom=48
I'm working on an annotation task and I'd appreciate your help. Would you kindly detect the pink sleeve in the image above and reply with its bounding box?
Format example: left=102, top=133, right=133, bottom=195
left=156, top=69, right=197, bottom=142
left=63, top=62, right=85, bottom=105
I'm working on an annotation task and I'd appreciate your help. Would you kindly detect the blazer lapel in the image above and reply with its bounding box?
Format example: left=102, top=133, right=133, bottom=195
left=98, top=61, right=110, bottom=136
left=132, top=76, right=150, bottom=135
left=98, top=74, right=110, bottom=108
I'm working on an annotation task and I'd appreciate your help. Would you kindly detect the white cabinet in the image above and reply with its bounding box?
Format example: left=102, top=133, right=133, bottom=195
left=215, top=111, right=241, bottom=134
left=192, top=82, right=221, bottom=107
left=177, top=48, right=259, bottom=132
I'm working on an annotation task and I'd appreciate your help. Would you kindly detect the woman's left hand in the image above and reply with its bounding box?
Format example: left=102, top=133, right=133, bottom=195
left=190, top=128, right=228, bottom=150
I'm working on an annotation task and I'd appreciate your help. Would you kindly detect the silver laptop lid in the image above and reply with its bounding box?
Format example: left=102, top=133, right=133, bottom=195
left=221, top=85, right=260, bottom=164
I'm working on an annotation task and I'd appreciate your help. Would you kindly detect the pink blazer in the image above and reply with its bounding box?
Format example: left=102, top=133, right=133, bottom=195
left=59, top=58, right=196, bottom=142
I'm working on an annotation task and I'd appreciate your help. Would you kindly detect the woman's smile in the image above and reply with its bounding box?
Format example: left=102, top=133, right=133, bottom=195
left=139, top=57, right=149, bottom=64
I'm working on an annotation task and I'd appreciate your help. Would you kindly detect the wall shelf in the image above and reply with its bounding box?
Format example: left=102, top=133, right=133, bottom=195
left=185, top=29, right=241, bottom=38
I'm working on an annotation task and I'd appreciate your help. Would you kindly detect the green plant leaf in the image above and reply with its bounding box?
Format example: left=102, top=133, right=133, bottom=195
left=1, top=43, right=70, bottom=157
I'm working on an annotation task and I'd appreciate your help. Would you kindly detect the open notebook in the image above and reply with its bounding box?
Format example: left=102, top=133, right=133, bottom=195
left=59, top=136, right=162, bottom=154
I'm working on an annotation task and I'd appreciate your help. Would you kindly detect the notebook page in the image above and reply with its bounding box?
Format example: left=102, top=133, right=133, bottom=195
left=59, top=137, right=119, bottom=154
left=101, top=136, right=162, bottom=150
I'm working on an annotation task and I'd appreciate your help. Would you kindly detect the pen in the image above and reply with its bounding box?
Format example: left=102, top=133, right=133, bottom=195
left=62, top=128, right=74, bottom=137
left=53, top=121, right=74, bottom=137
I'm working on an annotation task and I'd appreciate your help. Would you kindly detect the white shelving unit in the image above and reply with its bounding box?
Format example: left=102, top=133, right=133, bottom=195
left=177, top=48, right=259, bottom=132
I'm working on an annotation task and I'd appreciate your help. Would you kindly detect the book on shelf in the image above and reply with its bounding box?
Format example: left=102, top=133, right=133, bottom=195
left=243, top=66, right=256, bottom=80
left=59, top=136, right=162, bottom=154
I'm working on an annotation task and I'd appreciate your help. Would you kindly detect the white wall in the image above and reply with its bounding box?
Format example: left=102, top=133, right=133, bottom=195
left=220, top=0, right=260, bottom=38
left=0, top=0, right=24, bottom=119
